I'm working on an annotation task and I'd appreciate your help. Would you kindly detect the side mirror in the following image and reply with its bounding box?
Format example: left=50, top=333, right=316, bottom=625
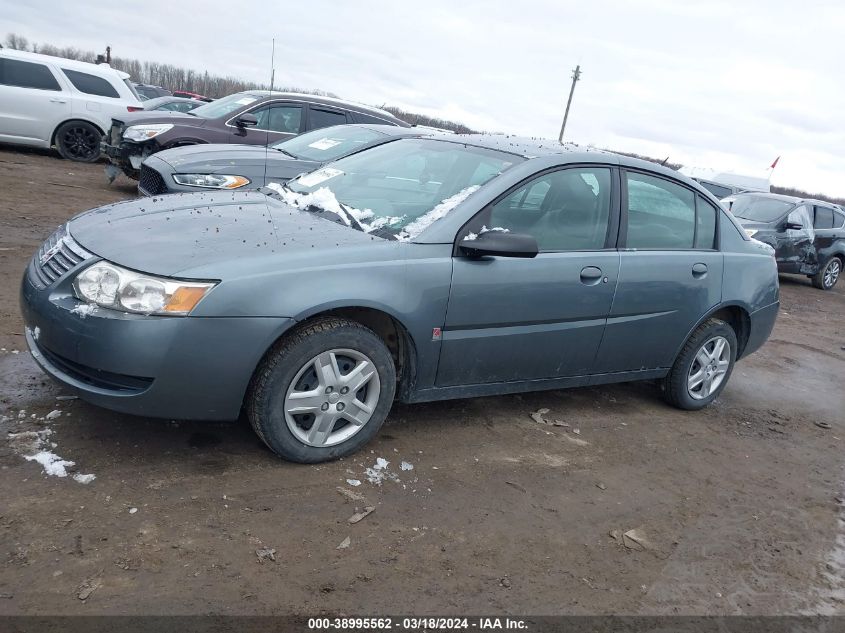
left=458, top=231, right=538, bottom=259
left=783, top=221, right=803, bottom=231
left=234, top=113, right=258, bottom=128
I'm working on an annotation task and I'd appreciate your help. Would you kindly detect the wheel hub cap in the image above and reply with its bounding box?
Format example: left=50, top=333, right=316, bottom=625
left=687, top=336, right=731, bottom=400
left=284, top=348, right=380, bottom=447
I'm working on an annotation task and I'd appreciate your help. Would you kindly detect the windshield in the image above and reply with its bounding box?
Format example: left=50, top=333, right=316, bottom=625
left=728, top=195, right=795, bottom=223
left=273, top=125, right=389, bottom=162
left=277, top=138, right=521, bottom=240
left=189, top=92, right=260, bottom=119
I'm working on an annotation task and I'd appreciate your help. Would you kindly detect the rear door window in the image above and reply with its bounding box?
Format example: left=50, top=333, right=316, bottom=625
left=62, top=69, right=120, bottom=98
left=813, top=206, right=834, bottom=230
left=309, top=107, right=349, bottom=131
left=834, top=209, right=845, bottom=229
left=625, top=172, right=695, bottom=249
left=0, top=58, right=61, bottom=91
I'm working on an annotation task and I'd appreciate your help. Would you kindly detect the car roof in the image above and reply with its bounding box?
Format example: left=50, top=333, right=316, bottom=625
left=416, top=132, right=691, bottom=180
left=730, top=191, right=837, bottom=207
left=240, top=91, right=409, bottom=126
left=0, top=48, right=131, bottom=80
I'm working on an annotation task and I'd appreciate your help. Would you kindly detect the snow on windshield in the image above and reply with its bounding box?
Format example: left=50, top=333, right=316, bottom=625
left=395, top=185, right=480, bottom=242
left=267, top=182, right=481, bottom=240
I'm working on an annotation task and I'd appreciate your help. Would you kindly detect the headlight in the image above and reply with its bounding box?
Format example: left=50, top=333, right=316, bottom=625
left=73, top=262, right=216, bottom=316
left=123, top=124, right=174, bottom=142
left=744, top=228, right=758, bottom=238
left=172, top=173, right=250, bottom=189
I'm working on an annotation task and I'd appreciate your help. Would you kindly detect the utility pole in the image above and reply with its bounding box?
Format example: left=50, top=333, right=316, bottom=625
left=558, top=65, right=582, bottom=144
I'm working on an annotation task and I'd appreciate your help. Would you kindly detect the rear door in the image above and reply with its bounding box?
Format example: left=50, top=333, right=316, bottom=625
left=0, top=56, right=70, bottom=145
left=436, top=165, right=621, bottom=386
left=593, top=170, right=723, bottom=373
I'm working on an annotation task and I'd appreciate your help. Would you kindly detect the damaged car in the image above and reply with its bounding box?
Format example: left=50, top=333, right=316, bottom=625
left=101, top=90, right=410, bottom=181
left=21, top=135, right=779, bottom=463
left=724, top=192, right=845, bottom=290
left=138, top=124, right=423, bottom=195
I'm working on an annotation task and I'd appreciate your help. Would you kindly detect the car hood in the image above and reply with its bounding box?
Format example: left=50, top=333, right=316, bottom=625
left=154, top=143, right=320, bottom=177
left=68, top=190, right=379, bottom=278
left=118, top=111, right=207, bottom=127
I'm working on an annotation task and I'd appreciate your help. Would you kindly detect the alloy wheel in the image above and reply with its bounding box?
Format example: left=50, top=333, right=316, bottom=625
left=824, top=259, right=841, bottom=289
left=284, top=348, right=380, bottom=447
left=687, top=336, right=731, bottom=400
left=62, top=126, right=99, bottom=161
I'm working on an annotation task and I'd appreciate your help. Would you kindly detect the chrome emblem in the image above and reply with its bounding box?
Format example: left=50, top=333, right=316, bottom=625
left=40, top=237, right=66, bottom=266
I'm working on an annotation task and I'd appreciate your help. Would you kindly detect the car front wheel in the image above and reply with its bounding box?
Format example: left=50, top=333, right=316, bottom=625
left=812, top=257, right=842, bottom=290
left=247, top=317, right=396, bottom=463
left=662, top=318, right=737, bottom=410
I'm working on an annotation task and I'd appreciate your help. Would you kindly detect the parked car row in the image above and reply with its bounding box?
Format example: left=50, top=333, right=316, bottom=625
left=101, top=90, right=410, bottom=180
left=131, top=82, right=211, bottom=102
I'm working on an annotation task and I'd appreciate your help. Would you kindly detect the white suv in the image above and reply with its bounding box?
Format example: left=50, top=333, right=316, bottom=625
left=0, top=49, right=143, bottom=162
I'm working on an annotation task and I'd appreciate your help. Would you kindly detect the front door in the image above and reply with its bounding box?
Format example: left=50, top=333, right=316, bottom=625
left=0, top=57, right=69, bottom=145
left=594, top=171, right=723, bottom=373
left=436, top=165, right=620, bottom=386
left=230, top=102, right=304, bottom=145
left=775, top=204, right=816, bottom=273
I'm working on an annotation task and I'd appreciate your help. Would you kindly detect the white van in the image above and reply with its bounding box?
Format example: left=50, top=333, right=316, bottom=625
left=0, top=49, right=142, bottom=162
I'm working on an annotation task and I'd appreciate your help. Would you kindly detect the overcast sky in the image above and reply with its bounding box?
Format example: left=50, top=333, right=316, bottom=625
left=6, top=0, right=845, bottom=196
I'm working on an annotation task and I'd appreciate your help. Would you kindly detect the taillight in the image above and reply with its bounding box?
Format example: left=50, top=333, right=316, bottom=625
left=127, top=106, right=143, bottom=112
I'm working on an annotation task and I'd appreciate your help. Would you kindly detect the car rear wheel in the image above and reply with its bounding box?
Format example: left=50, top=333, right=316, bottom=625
left=662, top=318, right=737, bottom=410
left=247, top=317, right=396, bottom=463
left=812, top=257, right=842, bottom=290
left=55, top=121, right=101, bottom=163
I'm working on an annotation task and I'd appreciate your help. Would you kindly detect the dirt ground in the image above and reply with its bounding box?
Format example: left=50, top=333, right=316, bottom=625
left=0, top=146, right=844, bottom=616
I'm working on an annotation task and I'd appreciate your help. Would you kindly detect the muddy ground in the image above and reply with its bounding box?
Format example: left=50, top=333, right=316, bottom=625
left=0, top=147, right=843, bottom=616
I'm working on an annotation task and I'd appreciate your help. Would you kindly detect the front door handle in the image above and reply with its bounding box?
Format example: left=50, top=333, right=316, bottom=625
left=580, top=266, right=603, bottom=286
left=692, top=263, right=708, bottom=278
left=49, top=98, right=67, bottom=104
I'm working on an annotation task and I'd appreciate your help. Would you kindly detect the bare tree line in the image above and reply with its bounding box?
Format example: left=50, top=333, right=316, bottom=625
left=3, top=33, right=843, bottom=203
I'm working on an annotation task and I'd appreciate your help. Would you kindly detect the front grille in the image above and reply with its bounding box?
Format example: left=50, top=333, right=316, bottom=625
left=138, top=164, right=168, bottom=196
left=30, top=226, right=93, bottom=288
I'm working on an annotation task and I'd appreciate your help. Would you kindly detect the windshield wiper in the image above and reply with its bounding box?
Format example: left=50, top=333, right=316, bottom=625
left=273, top=147, right=298, bottom=158
left=336, top=201, right=367, bottom=233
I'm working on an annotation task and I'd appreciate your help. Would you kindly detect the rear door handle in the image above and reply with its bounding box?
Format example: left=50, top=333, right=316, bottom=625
left=49, top=98, right=67, bottom=104
left=580, top=266, right=603, bottom=286
left=692, top=263, right=708, bottom=278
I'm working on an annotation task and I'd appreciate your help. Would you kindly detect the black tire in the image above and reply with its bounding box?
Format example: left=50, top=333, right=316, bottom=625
left=662, top=318, right=737, bottom=410
left=811, top=257, right=842, bottom=290
left=55, top=121, right=102, bottom=163
left=247, top=317, right=396, bottom=463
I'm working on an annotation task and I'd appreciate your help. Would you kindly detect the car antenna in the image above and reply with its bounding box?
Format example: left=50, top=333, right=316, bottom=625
left=263, top=37, right=276, bottom=189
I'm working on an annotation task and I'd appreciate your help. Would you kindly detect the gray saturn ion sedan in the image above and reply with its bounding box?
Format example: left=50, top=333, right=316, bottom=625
left=20, top=134, right=780, bottom=463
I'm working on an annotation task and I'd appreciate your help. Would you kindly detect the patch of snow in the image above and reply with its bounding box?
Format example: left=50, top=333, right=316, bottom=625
left=397, top=185, right=481, bottom=242
left=480, top=225, right=509, bottom=234
left=26, top=326, right=41, bottom=341
left=462, top=232, right=478, bottom=242
left=267, top=183, right=403, bottom=234
left=72, top=473, right=96, bottom=485
left=70, top=304, right=97, bottom=319
left=129, top=507, right=138, bottom=514
left=45, top=410, right=62, bottom=421
left=346, top=478, right=361, bottom=487
left=365, top=456, right=400, bottom=486
left=400, top=461, right=414, bottom=471
left=24, top=451, right=75, bottom=478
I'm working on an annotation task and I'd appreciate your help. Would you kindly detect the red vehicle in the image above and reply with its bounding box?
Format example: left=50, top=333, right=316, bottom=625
left=171, top=90, right=212, bottom=102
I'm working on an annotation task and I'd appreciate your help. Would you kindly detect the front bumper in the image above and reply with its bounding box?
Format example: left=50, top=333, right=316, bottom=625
left=20, top=257, right=294, bottom=421
left=101, top=125, right=158, bottom=180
